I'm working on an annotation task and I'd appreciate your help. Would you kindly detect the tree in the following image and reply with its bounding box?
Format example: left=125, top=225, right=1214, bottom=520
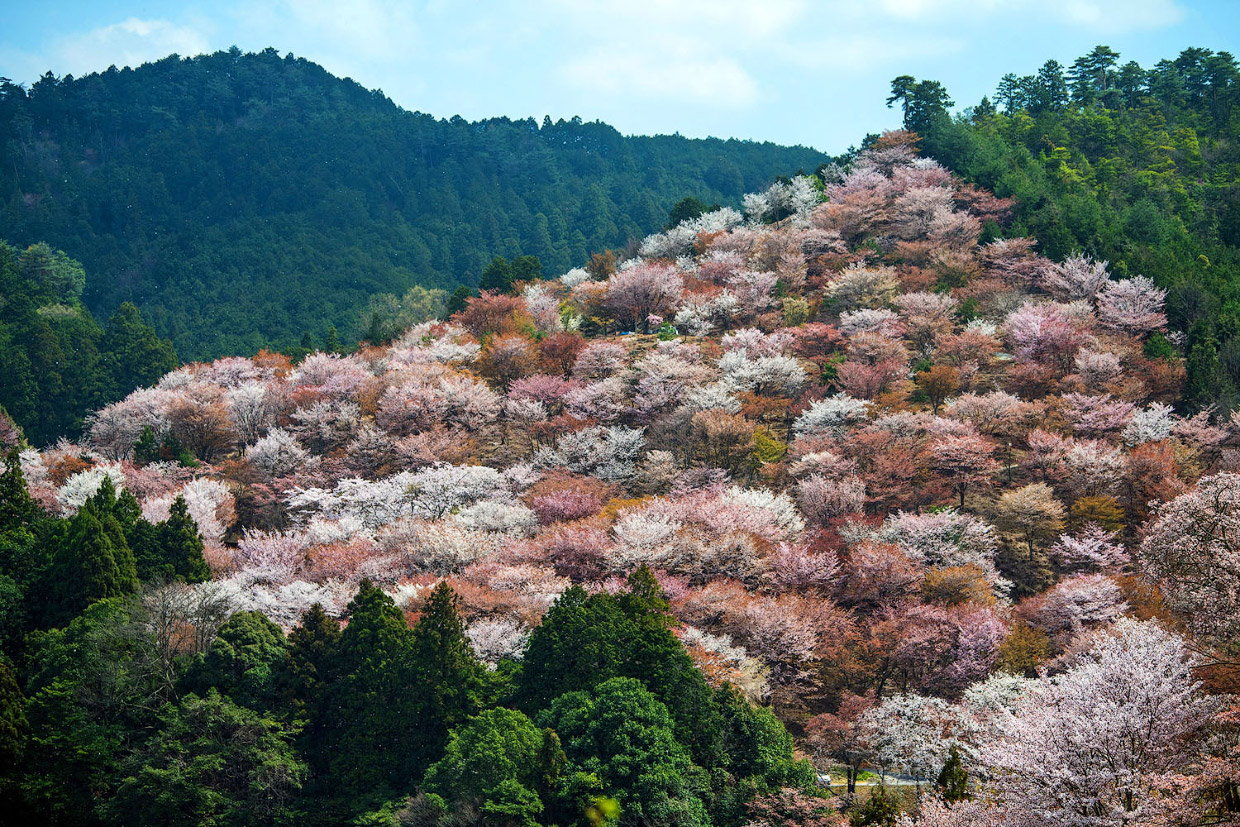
left=887, top=75, right=919, bottom=122
left=906, top=80, right=955, bottom=134
left=102, top=691, right=305, bottom=827
left=409, top=582, right=488, bottom=771
left=602, top=261, right=684, bottom=333
left=916, top=366, right=960, bottom=415
left=1139, top=473, right=1240, bottom=650
left=806, top=693, right=875, bottom=800
left=983, top=619, right=1211, bottom=827
left=0, top=658, right=27, bottom=784
left=992, top=484, right=1064, bottom=560
left=49, top=480, right=139, bottom=622
left=667, top=197, right=719, bottom=229
left=422, top=707, right=556, bottom=827
left=480, top=256, right=516, bottom=293
left=143, top=496, right=210, bottom=583
left=181, top=611, right=288, bottom=710
left=0, top=449, right=38, bottom=531
left=445, top=286, right=474, bottom=319
left=935, top=746, right=969, bottom=803
left=929, top=433, right=997, bottom=508
left=313, top=580, right=419, bottom=805
left=539, top=677, right=711, bottom=827
left=100, top=302, right=178, bottom=399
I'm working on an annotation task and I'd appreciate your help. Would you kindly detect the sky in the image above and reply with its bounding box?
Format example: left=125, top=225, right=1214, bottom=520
left=2, top=0, right=1238, bottom=154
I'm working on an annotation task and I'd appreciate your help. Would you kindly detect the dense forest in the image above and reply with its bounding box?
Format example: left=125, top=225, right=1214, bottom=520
left=1, top=43, right=1240, bottom=827
left=0, top=241, right=177, bottom=446
left=0, top=48, right=827, bottom=359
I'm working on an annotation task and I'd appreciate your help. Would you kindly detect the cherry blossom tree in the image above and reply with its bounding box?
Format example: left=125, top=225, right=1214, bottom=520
left=1096, top=275, right=1167, bottom=335
left=1051, top=524, right=1127, bottom=573
left=1138, top=473, right=1240, bottom=647
left=1041, top=254, right=1110, bottom=301
left=928, top=433, right=998, bottom=508
left=858, top=693, right=975, bottom=785
left=797, top=475, right=867, bottom=526
left=603, top=261, right=684, bottom=333
left=983, top=619, right=1212, bottom=827
left=826, top=264, right=901, bottom=311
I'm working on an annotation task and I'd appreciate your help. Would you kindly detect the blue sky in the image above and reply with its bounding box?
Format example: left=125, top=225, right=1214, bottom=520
left=2, top=1, right=1237, bottom=153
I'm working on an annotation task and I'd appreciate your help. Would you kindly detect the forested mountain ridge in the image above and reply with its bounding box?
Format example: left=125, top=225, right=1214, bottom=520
left=891, top=45, right=1240, bottom=408
left=0, top=47, right=828, bottom=359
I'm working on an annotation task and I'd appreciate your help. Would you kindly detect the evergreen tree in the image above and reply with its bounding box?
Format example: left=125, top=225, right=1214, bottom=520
left=936, top=745, right=969, bottom=802
left=99, top=302, right=177, bottom=400
left=323, top=324, right=341, bottom=354
left=479, top=256, right=515, bottom=293
left=445, top=285, right=474, bottom=318
left=315, top=580, right=419, bottom=808
left=409, top=582, right=487, bottom=772
left=0, top=449, right=38, bottom=531
left=50, top=483, right=139, bottom=623
left=156, top=496, right=210, bottom=583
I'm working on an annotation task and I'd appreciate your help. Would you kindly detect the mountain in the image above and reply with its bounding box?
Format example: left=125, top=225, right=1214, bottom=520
left=0, top=47, right=829, bottom=360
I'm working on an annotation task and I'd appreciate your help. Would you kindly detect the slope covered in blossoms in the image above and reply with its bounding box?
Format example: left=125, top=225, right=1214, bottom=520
left=7, top=131, right=1238, bottom=826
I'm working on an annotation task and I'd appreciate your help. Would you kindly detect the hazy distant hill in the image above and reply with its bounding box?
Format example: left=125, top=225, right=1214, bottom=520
left=0, top=47, right=828, bottom=359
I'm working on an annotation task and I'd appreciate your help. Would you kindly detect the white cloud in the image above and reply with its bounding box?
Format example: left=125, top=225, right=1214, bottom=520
left=52, top=18, right=211, bottom=76
left=861, top=0, right=1184, bottom=32
left=787, top=33, right=964, bottom=71
left=274, top=0, right=422, bottom=62
left=561, top=47, right=759, bottom=108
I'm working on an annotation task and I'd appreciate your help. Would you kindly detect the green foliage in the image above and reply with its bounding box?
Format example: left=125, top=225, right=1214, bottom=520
left=102, top=690, right=305, bottom=827
left=519, top=571, right=724, bottom=769
left=49, top=481, right=140, bottom=624
left=0, top=243, right=177, bottom=445
left=848, top=784, right=901, bottom=827
left=134, top=496, right=210, bottom=583
left=666, top=197, right=720, bottom=229
left=181, top=611, right=288, bottom=710
left=0, top=50, right=827, bottom=361
left=422, top=708, right=552, bottom=826
left=0, top=657, right=27, bottom=780
left=313, top=581, right=420, bottom=805
left=935, top=745, right=969, bottom=802
left=408, top=582, right=488, bottom=768
left=363, top=285, right=448, bottom=346
left=539, top=677, right=711, bottom=827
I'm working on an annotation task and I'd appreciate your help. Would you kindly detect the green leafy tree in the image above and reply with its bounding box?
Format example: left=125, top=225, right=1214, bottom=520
left=181, top=611, right=288, bottom=710
left=422, top=707, right=554, bottom=827
left=101, top=691, right=305, bottom=827
left=539, top=677, right=711, bottom=827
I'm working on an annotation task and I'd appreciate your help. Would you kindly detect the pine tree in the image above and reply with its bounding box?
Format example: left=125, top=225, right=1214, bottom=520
left=157, top=496, right=209, bottom=583
left=51, top=499, right=139, bottom=622
left=0, top=450, right=37, bottom=531
left=409, top=582, right=486, bottom=772
left=936, top=745, right=969, bottom=802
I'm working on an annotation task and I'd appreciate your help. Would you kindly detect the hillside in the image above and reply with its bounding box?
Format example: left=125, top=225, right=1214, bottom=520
left=889, top=45, right=1240, bottom=409
left=3, top=134, right=1237, bottom=826
left=0, top=48, right=828, bottom=360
